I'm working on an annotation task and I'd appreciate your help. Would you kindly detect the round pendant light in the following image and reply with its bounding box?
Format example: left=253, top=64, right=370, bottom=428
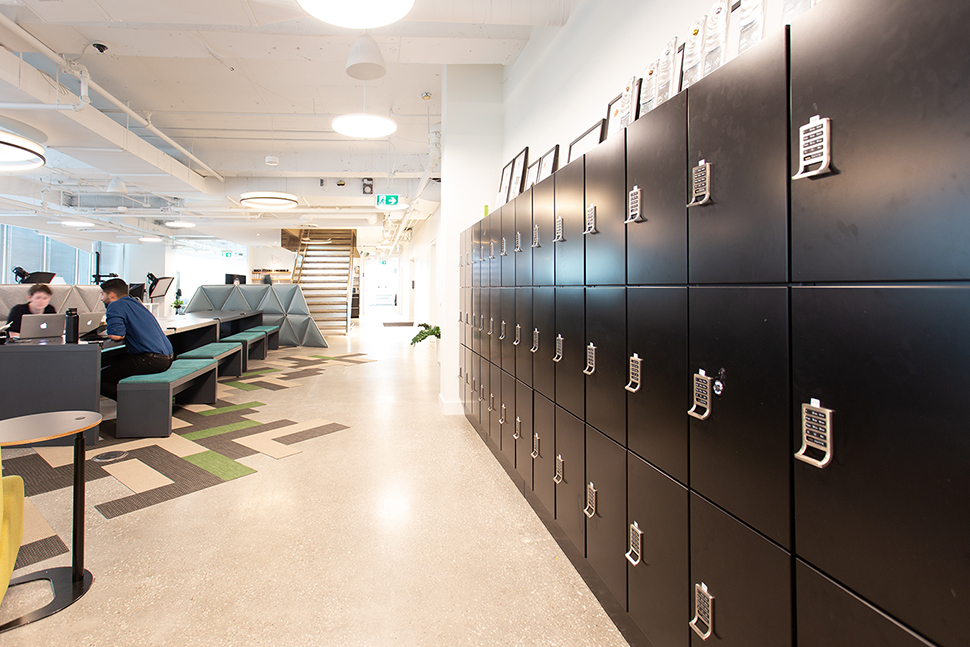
left=297, top=0, right=414, bottom=29
left=239, top=191, right=299, bottom=209
left=332, top=114, right=397, bottom=139
left=0, top=130, right=46, bottom=172
left=346, top=34, right=386, bottom=80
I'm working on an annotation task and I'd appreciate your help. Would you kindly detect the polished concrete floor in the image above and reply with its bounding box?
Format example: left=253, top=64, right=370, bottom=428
left=1, top=311, right=628, bottom=646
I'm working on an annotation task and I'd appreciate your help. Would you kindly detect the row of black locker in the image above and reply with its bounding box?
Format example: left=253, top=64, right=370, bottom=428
left=460, top=0, right=970, bottom=289
left=459, top=285, right=969, bottom=647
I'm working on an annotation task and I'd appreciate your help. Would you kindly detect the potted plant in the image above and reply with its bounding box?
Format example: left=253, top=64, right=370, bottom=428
left=410, top=323, right=440, bottom=346
left=172, top=298, right=185, bottom=315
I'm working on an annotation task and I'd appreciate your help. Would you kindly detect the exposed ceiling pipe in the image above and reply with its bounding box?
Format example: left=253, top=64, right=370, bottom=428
left=0, top=12, right=225, bottom=182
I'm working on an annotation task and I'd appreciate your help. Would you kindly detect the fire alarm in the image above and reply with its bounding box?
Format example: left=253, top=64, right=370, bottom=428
left=362, top=178, right=374, bottom=195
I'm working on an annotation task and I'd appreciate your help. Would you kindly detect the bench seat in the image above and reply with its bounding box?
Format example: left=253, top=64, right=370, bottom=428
left=244, top=325, right=281, bottom=350
left=221, top=331, right=267, bottom=372
left=116, top=359, right=218, bottom=438
left=178, top=342, right=243, bottom=377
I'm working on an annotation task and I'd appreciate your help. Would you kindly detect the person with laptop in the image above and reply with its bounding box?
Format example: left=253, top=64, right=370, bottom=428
left=99, top=278, right=173, bottom=399
left=5, top=284, right=56, bottom=338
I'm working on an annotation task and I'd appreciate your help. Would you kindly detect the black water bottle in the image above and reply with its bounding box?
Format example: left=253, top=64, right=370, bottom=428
left=65, top=308, right=79, bottom=343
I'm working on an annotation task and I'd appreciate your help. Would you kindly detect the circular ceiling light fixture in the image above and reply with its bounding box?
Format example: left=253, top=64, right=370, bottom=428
left=346, top=34, right=386, bottom=80
left=297, top=0, right=414, bottom=29
left=332, top=114, right=397, bottom=139
left=164, top=220, right=196, bottom=228
left=239, top=191, right=299, bottom=209
left=139, top=236, right=163, bottom=242
left=0, top=130, right=46, bottom=172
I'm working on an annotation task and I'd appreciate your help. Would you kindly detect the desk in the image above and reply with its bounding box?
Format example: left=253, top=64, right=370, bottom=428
left=189, top=310, right=262, bottom=338
left=0, top=410, right=101, bottom=632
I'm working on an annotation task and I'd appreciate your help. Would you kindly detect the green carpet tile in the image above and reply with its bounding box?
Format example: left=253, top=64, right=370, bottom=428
left=184, top=450, right=257, bottom=481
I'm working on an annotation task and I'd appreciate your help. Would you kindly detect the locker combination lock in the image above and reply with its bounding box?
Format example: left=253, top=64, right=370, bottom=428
left=690, top=582, right=715, bottom=640
left=530, top=329, right=540, bottom=353
left=489, top=241, right=495, bottom=260
left=583, top=342, right=597, bottom=375
left=625, top=521, right=644, bottom=566
left=514, top=231, right=523, bottom=253
left=583, top=482, right=597, bottom=518
left=584, top=204, right=598, bottom=235
left=532, top=224, right=541, bottom=248
left=554, top=215, right=565, bottom=242
left=487, top=318, right=493, bottom=336
left=459, top=254, right=463, bottom=267
left=479, top=384, right=484, bottom=402
left=499, top=321, right=506, bottom=341
left=499, top=404, right=506, bottom=425
left=513, top=324, right=521, bottom=346
left=792, top=115, right=833, bottom=180
left=687, top=159, right=713, bottom=207
left=479, top=315, right=484, bottom=332
left=795, top=398, right=834, bottom=468
left=553, top=454, right=564, bottom=484
left=488, top=393, right=494, bottom=413
left=626, top=185, right=643, bottom=223
left=500, top=237, right=508, bottom=256
left=688, top=369, right=713, bottom=420
left=553, top=335, right=564, bottom=363
left=625, top=353, right=643, bottom=393
left=531, top=432, right=540, bottom=459
left=513, top=416, right=521, bottom=440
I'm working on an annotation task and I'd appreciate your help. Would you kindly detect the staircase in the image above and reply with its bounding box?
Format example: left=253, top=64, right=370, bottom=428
left=290, top=229, right=356, bottom=335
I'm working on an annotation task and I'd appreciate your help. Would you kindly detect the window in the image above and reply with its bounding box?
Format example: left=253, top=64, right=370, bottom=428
left=48, top=238, right=77, bottom=284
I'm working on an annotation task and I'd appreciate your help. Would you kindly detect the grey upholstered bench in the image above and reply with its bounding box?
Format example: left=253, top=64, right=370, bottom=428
left=220, top=331, right=267, bottom=372
left=116, top=358, right=218, bottom=438
left=244, top=325, right=281, bottom=350
left=178, top=342, right=244, bottom=378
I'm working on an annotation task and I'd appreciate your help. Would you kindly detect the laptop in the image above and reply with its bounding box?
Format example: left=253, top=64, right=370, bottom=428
left=19, top=313, right=66, bottom=340
left=78, top=311, right=106, bottom=336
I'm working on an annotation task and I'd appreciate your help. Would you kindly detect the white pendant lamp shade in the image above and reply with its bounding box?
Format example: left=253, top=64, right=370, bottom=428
left=0, top=130, right=46, bottom=172
left=346, top=34, right=386, bottom=81
left=332, top=114, right=397, bottom=139
left=239, top=191, right=299, bottom=209
left=297, top=0, right=414, bottom=29
left=107, top=177, right=128, bottom=194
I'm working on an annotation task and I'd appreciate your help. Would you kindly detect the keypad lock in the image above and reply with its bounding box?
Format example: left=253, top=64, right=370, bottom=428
left=499, top=321, right=506, bottom=340
left=554, top=215, right=565, bottom=242
left=688, top=370, right=713, bottom=420
left=792, top=115, right=833, bottom=180
left=553, top=334, right=564, bottom=362
left=795, top=398, right=834, bottom=468
left=553, top=454, right=564, bottom=484
left=583, top=204, right=598, bottom=235
left=459, top=254, right=463, bottom=267
left=489, top=241, right=495, bottom=259
left=687, top=159, right=713, bottom=207
left=531, top=224, right=541, bottom=248
left=626, top=185, right=643, bottom=223
left=514, top=231, right=523, bottom=253
left=625, top=353, right=643, bottom=393
left=487, top=393, right=494, bottom=412
left=583, top=482, right=597, bottom=518
left=513, top=416, right=521, bottom=440
left=531, top=432, right=540, bottom=459
left=500, top=237, right=508, bottom=256
left=487, top=318, right=493, bottom=336
left=690, top=582, right=715, bottom=640
left=625, top=521, right=644, bottom=566
left=530, top=328, right=539, bottom=353
left=479, top=315, right=484, bottom=332
left=458, top=309, right=462, bottom=323
left=479, top=384, right=484, bottom=402
left=499, top=404, right=506, bottom=425
left=513, top=324, right=521, bottom=346
left=583, top=342, right=597, bottom=375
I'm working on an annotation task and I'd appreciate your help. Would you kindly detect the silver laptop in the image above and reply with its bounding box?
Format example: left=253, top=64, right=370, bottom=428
left=20, top=313, right=66, bottom=340
left=78, top=311, right=105, bottom=336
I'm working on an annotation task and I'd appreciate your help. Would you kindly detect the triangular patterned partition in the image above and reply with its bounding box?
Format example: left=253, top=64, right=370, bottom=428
left=0, top=285, right=105, bottom=317
left=242, top=285, right=270, bottom=310
left=185, top=289, right=215, bottom=312
left=200, top=286, right=235, bottom=310
left=257, top=288, right=285, bottom=315
left=221, top=289, right=251, bottom=312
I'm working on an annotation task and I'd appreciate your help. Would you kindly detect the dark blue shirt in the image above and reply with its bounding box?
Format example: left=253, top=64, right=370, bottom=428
left=105, top=296, right=173, bottom=356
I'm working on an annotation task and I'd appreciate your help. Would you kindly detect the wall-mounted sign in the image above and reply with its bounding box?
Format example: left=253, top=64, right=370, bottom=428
left=376, top=194, right=400, bottom=207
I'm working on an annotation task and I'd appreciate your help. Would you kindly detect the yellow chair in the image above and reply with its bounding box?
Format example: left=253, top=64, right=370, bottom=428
left=0, top=451, right=25, bottom=606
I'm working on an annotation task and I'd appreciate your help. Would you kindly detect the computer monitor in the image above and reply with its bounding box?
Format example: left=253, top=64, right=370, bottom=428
left=149, top=276, right=174, bottom=299
left=128, top=283, right=146, bottom=301
left=225, top=273, right=246, bottom=285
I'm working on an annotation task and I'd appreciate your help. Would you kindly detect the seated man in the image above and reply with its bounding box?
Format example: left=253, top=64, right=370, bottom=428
left=5, top=283, right=56, bottom=338
left=99, top=278, right=173, bottom=400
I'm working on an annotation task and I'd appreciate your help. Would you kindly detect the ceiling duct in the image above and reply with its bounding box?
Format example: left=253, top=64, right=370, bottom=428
left=62, top=192, right=179, bottom=210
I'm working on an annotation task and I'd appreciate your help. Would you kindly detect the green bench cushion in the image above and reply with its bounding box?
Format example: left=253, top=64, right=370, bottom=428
left=119, top=358, right=217, bottom=384
left=247, top=325, right=280, bottom=333
left=223, top=331, right=266, bottom=342
left=178, top=342, right=242, bottom=359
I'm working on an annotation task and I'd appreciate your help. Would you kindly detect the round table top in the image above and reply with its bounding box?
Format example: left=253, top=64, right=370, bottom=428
left=0, top=410, right=102, bottom=447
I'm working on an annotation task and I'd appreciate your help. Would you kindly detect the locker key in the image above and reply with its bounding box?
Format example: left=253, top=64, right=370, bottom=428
left=583, top=482, right=597, bottom=518
left=687, top=160, right=713, bottom=207
left=513, top=231, right=522, bottom=253
left=626, top=185, right=643, bottom=224
left=531, top=432, right=540, bottom=459
left=690, top=582, right=715, bottom=640
left=553, top=454, right=564, bottom=484
left=625, top=353, right=643, bottom=393
left=687, top=369, right=713, bottom=420
left=500, top=237, right=508, bottom=256
left=513, top=324, right=521, bottom=346
left=499, top=321, right=506, bottom=341
left=795, top=398, right=834, bottom=468
left=553, top=335, right=564, bottom=363
left=553, top=215, right=565, bottom=242
left=625, top=521, right=644, bottom=566
left=499, top=404, right=506, bottom=425
left=513, top=416, right=521, bottom=440
left=583, top=342, right=597, bottom=375
left=792, top=115, right=833, bottom=180
left=531, top=224, right=541, bottom=248
left=583, top=204, right=598, bottom=235
left=530, top=329, right=540, bottom=353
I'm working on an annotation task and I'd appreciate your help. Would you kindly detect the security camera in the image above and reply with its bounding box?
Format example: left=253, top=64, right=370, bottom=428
left=92, top=42, right=108, bottom=54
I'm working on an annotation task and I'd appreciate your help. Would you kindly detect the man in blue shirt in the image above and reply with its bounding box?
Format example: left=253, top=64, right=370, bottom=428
left=99, top=278, right=173, bottom=399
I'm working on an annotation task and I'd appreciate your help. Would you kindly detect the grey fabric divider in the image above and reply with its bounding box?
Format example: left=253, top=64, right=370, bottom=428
left=0, top=284, right=105, bottom=318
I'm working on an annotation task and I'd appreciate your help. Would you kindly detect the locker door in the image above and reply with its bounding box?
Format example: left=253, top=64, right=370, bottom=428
left=463, top=346, right=473, bottom=417
left=554, top=157, right=585, bottom=286
left=628, top=452, right=689, bottom=647
left=478, top=220, right=489, bottom=289
left=689, top=287, right=790, bottom=548
left=514, top=190, right=533, bottom=287
left=460, top=287, right=467, bottom=349
left=790, top=0, right=970, bottom=282
left=626, top=92, right=687, bottom=285
left=500, top=288, right=516, bottom=373
left=532, top=176, right=555, bottom=286
left=584, top=131, right=626, bottom=286
left=555, top=406, right=585, bottom=555
left=627, top=287, right=689, bottom=485
left=463, top=228, right=472, bottom=289
left=472, top=222, right=481, bottom=288
left=585, top=427, right=627, bottom=609
left=585, top=287, right=627, bottom=445
left=514, top=288, right=533, bottom=387
left=533, top=392, right=556, bottom=517
left=471, top=355, right=483, bottom=437
left=500, top=371, right=516, bottom=466
left=796, top=560, right=935, bottom=647
left=471, top=288, right=481, bottom=355
left=515, top=380, right=534, bottom=491
left=532, top=287, right=556, bottom=402
left=489, top=362, right=502, bottom=449
left=686, top=29, right=789, bottom=284
left=480, top=288, right=490, bottom=362
left=502, top=198, right=516, bottom=286
left=792, top=286, right=970, bottom=647
left=690, top=493, right=792, bottom=647
left=555, top=287, right=585, bottom=421
left=489, top=288, right=502, bottom=368
left=488, top=211, right=501, bottom=288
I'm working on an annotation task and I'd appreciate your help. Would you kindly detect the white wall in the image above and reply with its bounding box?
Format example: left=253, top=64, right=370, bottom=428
left=249, top=245, right=296, bottom=274
left=125, top=242, right=166, bottom=288
left=410, top=206, right=441, bottom=327
left=170, top=247, right=248, bottom=314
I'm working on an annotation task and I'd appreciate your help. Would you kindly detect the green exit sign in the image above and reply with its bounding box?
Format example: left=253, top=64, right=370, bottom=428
left=223, top=252, right=232, bottom=258
left=376, top=194, right=400, bottom=207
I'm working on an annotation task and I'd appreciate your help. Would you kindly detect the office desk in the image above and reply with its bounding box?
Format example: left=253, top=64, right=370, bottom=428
left=191, top=310, right=263, bottom=338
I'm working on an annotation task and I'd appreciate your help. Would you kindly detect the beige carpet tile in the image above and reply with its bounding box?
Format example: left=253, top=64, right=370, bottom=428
left=235, top=433, right=302, bottom=459
left=171, top=416, right=192, bottom=430
left=22, top=498, right=58, bottom=544
left=102, top=458, right=175, bottom=494
left=32, top=445, right=75, bottom=469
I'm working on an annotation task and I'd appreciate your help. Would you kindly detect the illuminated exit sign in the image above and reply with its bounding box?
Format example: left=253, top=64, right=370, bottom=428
left=376, top=194, right=400, bottom=207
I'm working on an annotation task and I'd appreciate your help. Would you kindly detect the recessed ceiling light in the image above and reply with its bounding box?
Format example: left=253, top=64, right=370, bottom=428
left=61, top=220, right=89, bottom=227
left=165, top=221, right=196, bottom=228
left=239, top=191, right=299, bottom=209
left=297, top=0, right=414, bottom=29
left=0, top=130, right=46, bottom=171
left=332, top=114, right=397, bottom=139
left=139, top=236, right=163, bottom=242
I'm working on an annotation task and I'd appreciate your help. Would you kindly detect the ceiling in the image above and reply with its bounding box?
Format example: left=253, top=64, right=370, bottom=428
left=0, top=0, right=573, bottom=254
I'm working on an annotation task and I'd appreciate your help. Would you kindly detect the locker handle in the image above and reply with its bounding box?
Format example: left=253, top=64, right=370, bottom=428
left=583, top=204, right=598, bottom=235
left=489, top=241, right=496, bottom=259
left=499, top=321, right=506, bottom=341
left=531, top=433, right=539, bottom=459
left=513, top=416, right=521, bottom=440
left=687, top=370, right=713, bottom=420
left=553, top=216, right=565, bottom=242
left=479, top=385, right=484, bottom=402
left=686, top=160, right=713, bottom=208
left=530, top=329, right=539, bottom=353
left=626, top=185, right=643, bottom=224
left=513, top=324, right=521, bottom=346
left=479, top=315, right=484, bottom=332
left=553, top=454, right=564, bottom=484
left=499, top=404, right=506, bottom=425
left=499, top=237, right=508, bottom=257
left=531, top=224, right=541, bottom=248
left=583, top=482, right=597, bottom=518
left=625, top=521, right=644, bottom=566
left=690, top=582, right=715, bottom=641
left=513, top=232, right=523, bottom=253
left=487, top=393, right=494, bottom=412
left=552, top=334, right=563, bottom=363
left=487, top=318, right=493, bottom=336
left=625, top=353, right=642, bottom=393
left=795, top=399, right=835, bottom=468
left=582, top=342, right=596, bottom=375
left=792, top=115, right=833, bottom=180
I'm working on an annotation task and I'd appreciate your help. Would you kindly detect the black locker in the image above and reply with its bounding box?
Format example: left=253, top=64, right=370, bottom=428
left=500, top=288, right=516, bottom=373
left=555, top=406, right=585, bottom=555
left=688, top=287, right=790, bottom=548
left=532, top=287, right=556, bottom=402
left=489, top=288, right=502, bottom=368
left=584, top=131, right=626, bottom=286
left=690, top=493, right=792, bottom=647
left=628, top=452, right=690, bottom=647
left=487, top=210, right=501, bottom=288
left=796, top=560, right=935, bottom=647
left=792, top=286, right=970, bottom=647
left=463, top=346, right=473, bottom=418
left=479, top=219, right=490, bottom=289
left=471, top=287, right=481, bottom=356
left=533, top=392, right=556, bottom=518
left=686, top=28, right=789, bottom=285
left=471, top=355, right=483, bottom=437
left=514, top=190, right=533, bottom=287
left=585, top=287, right=626, bottom=445
left=532, top=175, right=555, bottom=286
left=480, top=288, right=490, bottom=362
left=554, top=157, right=585, bottom=286
left=500, top=371, right=516, bottom=466
left=626, top=92, right=688, bottom=285
left=515, top=380, right=534, bottom=491
left=463, top=227, right=472, bottom=289
left=502, top=199, right=516, bottom=287
left=488, top=362, right=502, bottom=448
left=554, top=287, right=585, bottom=421
left=472, top=222, right=481, bottom=288
left=790, top=0, right=970, bottom=283
left=585, top=427, right=627, bottom=610
left=627, top=287, right=689, bottom=485
left=514, top=288, right=533, bottom=387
